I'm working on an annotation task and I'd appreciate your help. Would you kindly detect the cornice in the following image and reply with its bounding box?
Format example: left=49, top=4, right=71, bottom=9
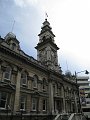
left=0, top=44, right=48, bottom=73
left=0, top=44, right=78, bottom=88
left=35, top=38, right=59, bottom=50
left=38, top=28, right=55, bottom=37
left=0, top=81, right=16, bottom=91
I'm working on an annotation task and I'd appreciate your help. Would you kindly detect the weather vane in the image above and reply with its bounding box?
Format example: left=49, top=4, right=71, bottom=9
left=45, top=12, right=48, bottom=20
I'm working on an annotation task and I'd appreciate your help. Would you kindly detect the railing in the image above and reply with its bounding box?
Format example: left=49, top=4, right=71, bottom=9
left=54, top=113, right=87, bottom=120
left=68, top=113, right=87, bottom=120
left=54, top=113, right=70, bottom=120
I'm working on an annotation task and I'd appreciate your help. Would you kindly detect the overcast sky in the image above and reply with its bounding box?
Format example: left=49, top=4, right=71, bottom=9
left=0, top=0, right=90, bottom=77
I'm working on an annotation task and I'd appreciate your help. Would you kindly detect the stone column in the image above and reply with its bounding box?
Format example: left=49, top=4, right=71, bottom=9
left=74, top=91, right=78, bottom=113
left=14, top=68, right=21, bottom=113
left=49, top=82, right=54, bottom=114
left=62, top=86, right=66, bottom=113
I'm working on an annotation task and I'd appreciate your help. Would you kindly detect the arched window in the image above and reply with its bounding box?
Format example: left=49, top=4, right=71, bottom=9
left=33, top=75, right=38, bottom=88
left=21, top=72, right=27, bottom=85
left=4, top=66, right=11, bottom=81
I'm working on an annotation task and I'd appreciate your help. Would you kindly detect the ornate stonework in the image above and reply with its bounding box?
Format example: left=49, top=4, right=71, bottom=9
left=35, top=19, right=60, bottom=72
left=0, top=19, right=80, bottom=118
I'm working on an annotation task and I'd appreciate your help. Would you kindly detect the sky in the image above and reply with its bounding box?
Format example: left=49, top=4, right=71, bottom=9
left=0, top=0, right=90, bottom=77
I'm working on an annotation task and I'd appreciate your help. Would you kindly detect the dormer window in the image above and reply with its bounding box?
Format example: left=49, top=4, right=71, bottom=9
left=11, top=43, right=16, bottom=50
left=21, top=72, right=27, bottom=86
left=3, top=66, right=11, bottom=81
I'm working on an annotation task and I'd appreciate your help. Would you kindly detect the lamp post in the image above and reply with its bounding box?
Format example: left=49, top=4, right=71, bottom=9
left=75, top=70, right=89, bottom=113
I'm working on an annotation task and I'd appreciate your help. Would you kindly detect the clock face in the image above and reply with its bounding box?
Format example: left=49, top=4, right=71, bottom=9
left=39, top=50, right=46, bottom=62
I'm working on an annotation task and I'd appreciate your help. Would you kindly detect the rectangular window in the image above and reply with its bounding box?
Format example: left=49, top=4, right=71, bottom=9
left=32, top=98, right=37, bottom=111
left=33, top=75, right=38, bottom=88
left=4, top=67, right=11, bottom=80
left=21, top=74, right=27, bottom=85
left=0, top=92, right=7, bottom=109
left=43, top=99, right=46, bottom=111
left=20, top=96, right=26, bottom=111
left=4, top=72, right=10, bottom=80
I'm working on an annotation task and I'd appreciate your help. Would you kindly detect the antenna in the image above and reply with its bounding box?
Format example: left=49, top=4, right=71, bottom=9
left=11, top=20, right=15, bottom=32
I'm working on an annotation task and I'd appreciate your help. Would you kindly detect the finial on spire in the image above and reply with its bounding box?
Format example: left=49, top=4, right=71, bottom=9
left=45, top=12, right=48, bottom=20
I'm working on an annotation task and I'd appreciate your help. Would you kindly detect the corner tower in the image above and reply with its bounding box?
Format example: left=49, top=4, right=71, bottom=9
left=35, top=19, right=61, bottom=72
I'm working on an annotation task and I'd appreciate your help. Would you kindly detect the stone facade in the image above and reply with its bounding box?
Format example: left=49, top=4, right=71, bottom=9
left=0, top=19, right=80, bottom=117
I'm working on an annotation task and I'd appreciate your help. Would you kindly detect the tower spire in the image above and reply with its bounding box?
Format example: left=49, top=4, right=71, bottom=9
left=35, top=19, right=61, bottom=72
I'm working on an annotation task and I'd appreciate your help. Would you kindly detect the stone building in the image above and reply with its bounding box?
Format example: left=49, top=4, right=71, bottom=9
left=0, top=19, right=80, bottom=118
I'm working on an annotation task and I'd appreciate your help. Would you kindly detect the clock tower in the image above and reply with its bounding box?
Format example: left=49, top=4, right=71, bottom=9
left=35, top=19, right=61, bottom=72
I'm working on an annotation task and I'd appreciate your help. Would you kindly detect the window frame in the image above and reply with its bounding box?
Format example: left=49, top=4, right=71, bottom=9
left=33, top=75, right=38, bottom=88
left=0, top=92, right=7, bottom=109
left=32, top=98, right=37, bottom=111
left=20, top=96, right=26, bottom=111
left=42, top=99, right=46, bottom=111
left=3, top=66, right=11, bottom=81
left=11, top=43, right=16, bottom=50
left=21, top=72, right=27, bottom=86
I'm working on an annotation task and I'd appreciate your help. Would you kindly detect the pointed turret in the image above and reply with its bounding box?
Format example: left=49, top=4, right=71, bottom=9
left=38, top=19, right=55, bottom=43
